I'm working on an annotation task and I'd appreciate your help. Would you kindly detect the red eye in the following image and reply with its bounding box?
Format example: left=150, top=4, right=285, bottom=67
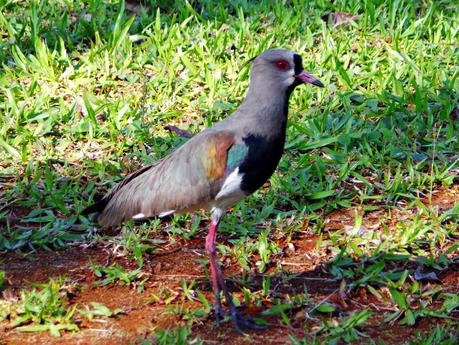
left=274, top=60, right=290, bottom=71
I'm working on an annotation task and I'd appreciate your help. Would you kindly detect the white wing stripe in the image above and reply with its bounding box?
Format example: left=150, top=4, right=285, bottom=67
left=215, top=168, right=244, bottom=200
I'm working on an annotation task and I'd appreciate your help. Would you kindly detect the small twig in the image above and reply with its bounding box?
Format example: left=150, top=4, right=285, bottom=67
left=280, top=261, right=315, bottom=267
left=164, top=125, right=194, bottom=138
left=366, top=302, right=398, bottom=312
left=150, top=274, right=206, bottom=280
left=198, top=340, right=220, bottom=344
left=307, top=288, right=339, bottom=315
left=153, top=246, right=183, bottom=256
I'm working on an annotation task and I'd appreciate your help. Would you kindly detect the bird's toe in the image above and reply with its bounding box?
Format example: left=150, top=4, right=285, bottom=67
left=230, top=309, right=269, bottom=333
left=212, top=304, right=228, bottom=326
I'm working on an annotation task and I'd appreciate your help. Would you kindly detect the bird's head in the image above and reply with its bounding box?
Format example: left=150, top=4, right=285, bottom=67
left=249, top=49, right=324, bottom=94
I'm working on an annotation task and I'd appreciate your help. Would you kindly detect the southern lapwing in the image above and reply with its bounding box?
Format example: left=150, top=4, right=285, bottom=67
left=83, top=49, right=323, bottom=331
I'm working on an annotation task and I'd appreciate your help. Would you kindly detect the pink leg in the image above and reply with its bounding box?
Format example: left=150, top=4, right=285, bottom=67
left=205, top=210, right=268, bottom=332
left=205, top=219, right=225, bottom=321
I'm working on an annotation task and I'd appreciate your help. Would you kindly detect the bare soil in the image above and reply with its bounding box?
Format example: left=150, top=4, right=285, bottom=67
left=1, top=185, right=458, bottom=344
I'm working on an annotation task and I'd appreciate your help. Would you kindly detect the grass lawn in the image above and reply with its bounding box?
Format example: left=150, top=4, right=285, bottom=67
left=0, top=0, right=458, bottom=344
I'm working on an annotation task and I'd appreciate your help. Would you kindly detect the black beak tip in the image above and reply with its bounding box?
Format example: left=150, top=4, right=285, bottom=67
left=313, top=80, right=324, bottom=88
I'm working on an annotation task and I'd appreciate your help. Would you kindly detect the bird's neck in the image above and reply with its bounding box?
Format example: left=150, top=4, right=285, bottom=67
left=239, top=86, right=290, bottom=138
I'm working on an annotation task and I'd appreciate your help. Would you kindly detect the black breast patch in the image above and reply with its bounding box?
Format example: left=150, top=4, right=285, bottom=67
left=238, top=128, right=286, bottom=194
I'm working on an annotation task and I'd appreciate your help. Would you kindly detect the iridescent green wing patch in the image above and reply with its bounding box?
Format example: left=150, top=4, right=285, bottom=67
left=227, top=143, right=249, bottom=171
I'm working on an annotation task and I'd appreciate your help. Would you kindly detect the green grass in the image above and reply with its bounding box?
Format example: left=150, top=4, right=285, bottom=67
left=0, top=277, right=79, bottom=337
left=0, top=276, right=127, bottom=337
left=0, top=0, right=458, bottom=343
left=90, top=261, right=147, bottom=291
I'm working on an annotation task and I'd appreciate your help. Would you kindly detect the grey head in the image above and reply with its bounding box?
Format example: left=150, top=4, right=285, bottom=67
left=246, top=49, right=324, bottom=100
left=222, top=49, right=323, bottom=139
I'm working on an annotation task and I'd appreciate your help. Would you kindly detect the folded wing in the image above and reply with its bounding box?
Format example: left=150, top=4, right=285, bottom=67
left=83, top=131, right=236, bottom=227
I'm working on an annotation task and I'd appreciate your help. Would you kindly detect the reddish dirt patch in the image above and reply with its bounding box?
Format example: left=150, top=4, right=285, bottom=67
left=324, top=184, right=459, bottom=235
left=1, top=185, right=458, bottom=344
left=1, top=246, right=108, bottom=288
left=0, top=233, right=337, bottom=344
left=439, top=262, right=459, bottom=294
left=0, top=240, right=204, bottom=345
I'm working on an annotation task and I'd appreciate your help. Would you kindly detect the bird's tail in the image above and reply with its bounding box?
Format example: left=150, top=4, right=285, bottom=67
left=81, top=197, right=109, bottom=222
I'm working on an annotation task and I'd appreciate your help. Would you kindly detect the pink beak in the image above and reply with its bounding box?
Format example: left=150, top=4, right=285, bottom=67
left=295, top=70, right=324, bottom=87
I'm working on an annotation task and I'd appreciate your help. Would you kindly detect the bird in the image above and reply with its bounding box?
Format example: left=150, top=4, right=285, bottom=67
left=82, top=49, right=323, bottom=332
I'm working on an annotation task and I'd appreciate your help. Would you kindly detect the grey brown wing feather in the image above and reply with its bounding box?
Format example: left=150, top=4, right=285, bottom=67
left=92, top=131, right=235, bottom=227
left=81, top=161, right=161, bottom=218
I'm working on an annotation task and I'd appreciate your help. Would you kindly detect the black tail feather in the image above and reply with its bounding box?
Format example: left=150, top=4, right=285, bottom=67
left=81, top=198, right=108, bottom=216
left=81, top=162, right=159, bottom=223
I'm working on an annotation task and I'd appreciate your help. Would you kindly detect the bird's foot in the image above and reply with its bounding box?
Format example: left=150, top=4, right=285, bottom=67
left=212, top=305, right=268, bottom=333
left=213, top=304, right=227, bottom=326
left=230, top=308, right=269, bottom=334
